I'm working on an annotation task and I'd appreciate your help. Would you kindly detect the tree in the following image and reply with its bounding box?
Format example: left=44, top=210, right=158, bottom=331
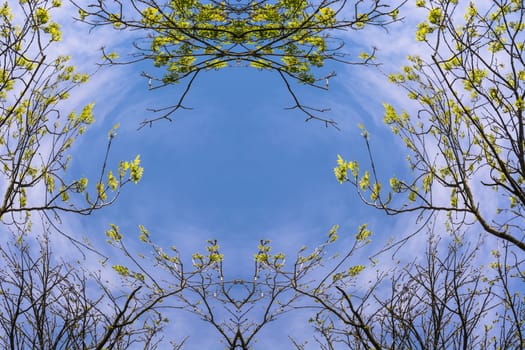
left=74, top=0, right=404, bottom=128
left=292, top=226, right=525, bottom=350
left=105, top=226, right=305, bottom=349
left=0, top=0, right=143, bottom=235
left=0, top=2, right=162, bottom=348
left=334, top=0, right=525, bottom=250
left=327, top=1, right=525, bottom=346
left=0, top=229, right=178, bottom=350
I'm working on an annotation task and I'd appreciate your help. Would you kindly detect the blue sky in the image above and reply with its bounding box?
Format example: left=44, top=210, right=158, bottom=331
left=67, top=34, right=405, bottom=243
left=1, top=0, right=521, bottom=348
left=76, top=64, right=408, bottom=265
left=49, top=2, right=425, bottom=347
left=9, top=1, right=494, bottom=348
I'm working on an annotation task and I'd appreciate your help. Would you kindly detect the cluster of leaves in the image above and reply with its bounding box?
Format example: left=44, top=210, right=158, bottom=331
left=0, top=0, right=144, bottom=229
left=335, top=0, right=525, bottom=251
left=0, top=2, right=152, bottom=345
left=75, top=0, right=403, bottom=127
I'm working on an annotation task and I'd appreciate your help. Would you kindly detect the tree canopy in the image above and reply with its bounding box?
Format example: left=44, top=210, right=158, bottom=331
left=0, top=0, right=143, bottom=233
left=335, top=0, right=525, bottom=250
left=75, top=0, right=404, bottom=127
